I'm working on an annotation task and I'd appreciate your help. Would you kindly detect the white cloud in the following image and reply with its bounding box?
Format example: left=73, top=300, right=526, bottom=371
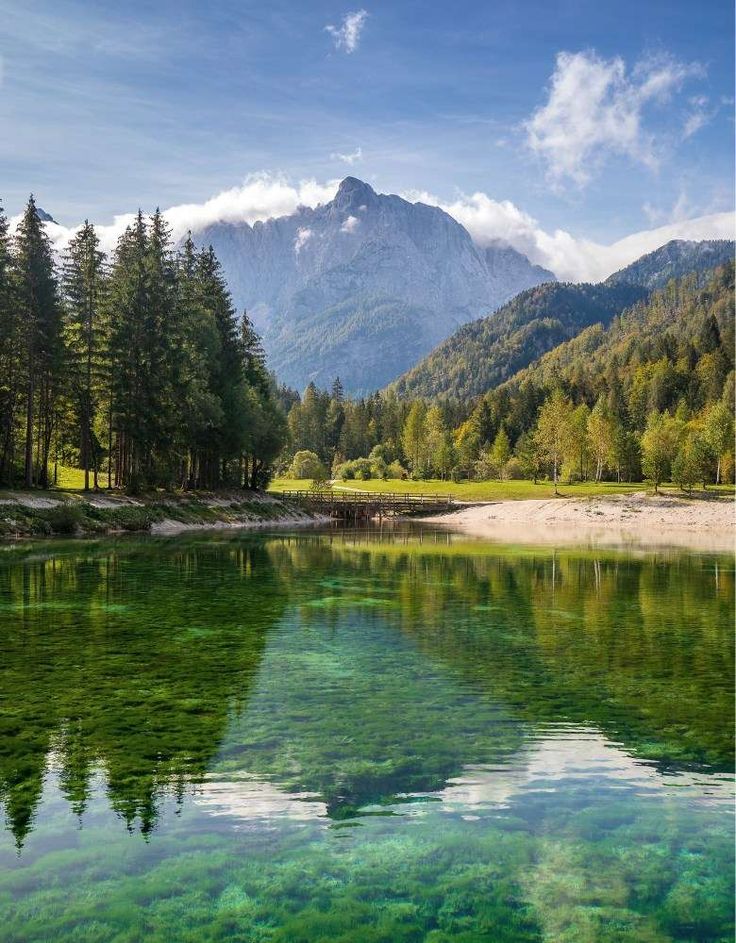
left=526, top=51, right=704, bottom=187
left=19, top=172, right=733, bottom=286
left=325, top=10, right=368, bottom=53
left=21, top=173, right=341, bottom=255
left=294, top=226, right=313, bottom=254
left=683, top=94, right=714, bottom=138
left=406, top=187, right=734, bottom=282
left=331, top=146, right=363, bottom=165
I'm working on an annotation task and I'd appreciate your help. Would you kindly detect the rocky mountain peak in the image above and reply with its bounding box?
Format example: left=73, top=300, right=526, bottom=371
left=332, top=176, right=376, bottom=212
left=192, top=179, right=555, bottom=392
left=36, top=207, right=57, bottom=224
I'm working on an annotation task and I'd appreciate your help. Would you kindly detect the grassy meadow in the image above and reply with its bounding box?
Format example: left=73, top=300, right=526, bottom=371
left=269, top=477, right=735, bottom=502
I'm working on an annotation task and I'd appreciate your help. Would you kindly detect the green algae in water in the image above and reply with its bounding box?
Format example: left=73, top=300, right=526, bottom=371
left=0, top=528, right=732, bottom=941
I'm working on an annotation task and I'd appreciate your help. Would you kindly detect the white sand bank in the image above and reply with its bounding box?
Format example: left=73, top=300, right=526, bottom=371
left=419, top=492, right=735, bottom=552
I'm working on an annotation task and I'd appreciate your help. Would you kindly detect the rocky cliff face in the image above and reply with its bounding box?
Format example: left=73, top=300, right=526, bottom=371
left=193, top=177, right=555, bottom=392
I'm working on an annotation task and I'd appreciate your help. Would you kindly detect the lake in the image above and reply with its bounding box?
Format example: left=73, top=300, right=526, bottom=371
left=0, top=527, right=733, bottom=942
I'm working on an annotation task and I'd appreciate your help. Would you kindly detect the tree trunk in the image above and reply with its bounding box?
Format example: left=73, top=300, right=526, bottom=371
left=24, top=370, right=34, bottom=488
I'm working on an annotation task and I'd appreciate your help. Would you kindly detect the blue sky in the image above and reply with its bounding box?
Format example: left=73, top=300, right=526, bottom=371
left=1, top=0, right=733, bottom=251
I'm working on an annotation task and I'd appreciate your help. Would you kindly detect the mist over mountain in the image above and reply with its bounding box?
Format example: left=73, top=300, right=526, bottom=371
left=193, top=177, right=555, bottom=392
left=391, top=239, right=735, bottom=400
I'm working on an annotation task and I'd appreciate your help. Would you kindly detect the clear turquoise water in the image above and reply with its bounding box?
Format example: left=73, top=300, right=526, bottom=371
left=0, top=528, right=733, bottom=942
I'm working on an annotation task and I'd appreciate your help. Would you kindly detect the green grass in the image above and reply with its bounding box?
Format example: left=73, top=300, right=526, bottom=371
left=54, top=464, right=89, bottom=490
left=270, top=477, right=735, bottom=502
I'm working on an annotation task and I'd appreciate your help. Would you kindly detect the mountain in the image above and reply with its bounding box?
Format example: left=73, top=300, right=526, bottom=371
left=499, top=261, right=735, bottom=400
left=36, top=207, right=57, bottom=224
left=192, top=177, right=554, bottom=392
left=391, top=239, right=735, bottom=400
left=605, top=239, right=735, bottom=290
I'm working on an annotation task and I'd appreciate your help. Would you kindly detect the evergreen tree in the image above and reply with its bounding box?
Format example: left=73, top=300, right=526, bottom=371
left=0, top=203, right=20, bottom=484
left=14, top=196, right=62, bottom=487
left=62, top=221, right=107, bottom=489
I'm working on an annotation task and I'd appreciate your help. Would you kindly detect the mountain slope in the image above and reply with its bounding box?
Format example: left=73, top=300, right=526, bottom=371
left=193, top=177, right=554, bottom=392
left=499, top=261, right=734, bottom=418
left=391, top=239, right=734, bottom=399
left=604, top=238, right=735, bottom=289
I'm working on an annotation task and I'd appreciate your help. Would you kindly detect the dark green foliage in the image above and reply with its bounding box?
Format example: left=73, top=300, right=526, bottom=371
left=284, top=263, right=734, bottom=489
left=0, top=199, right=287, bottom=491
left=12, top=196, right=63, bottom=488
left=46, top=503, right=84, bottom=534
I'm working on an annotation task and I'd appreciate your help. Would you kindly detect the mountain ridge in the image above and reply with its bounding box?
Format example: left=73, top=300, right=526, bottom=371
left=390, top=239, right=735, bottom=400
left=192, top=177, right=556, bottom=393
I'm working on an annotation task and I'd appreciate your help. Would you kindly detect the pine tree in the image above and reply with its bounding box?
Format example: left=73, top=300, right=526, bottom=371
left=0, top=202, right=20, bottom=484
left=62, top=222, right=107, bottom=489
left=14, top=196, right=62, bottom=487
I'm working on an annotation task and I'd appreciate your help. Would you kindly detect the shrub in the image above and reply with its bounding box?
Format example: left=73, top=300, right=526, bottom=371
left=47, top=504, right=84, bottom=534
left=503, top=458, right=525, bottom=480
left=386, top=460, right=407, bottom=480
left=108, top=507, right=155, bottom=531
left=288, top=450, right=327, bottom=480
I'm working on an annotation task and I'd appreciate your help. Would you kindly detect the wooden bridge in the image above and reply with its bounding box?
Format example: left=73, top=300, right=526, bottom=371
left=281, top=489, right=457, bottom=522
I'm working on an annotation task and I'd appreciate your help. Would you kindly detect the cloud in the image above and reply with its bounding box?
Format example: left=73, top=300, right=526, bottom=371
left=526, top=51, right=704, bottom=187
left=331, top=146, right=363, bottom=165
left=20, top=172, right=733, bottom=285
left=23, top=173, right=341, bottom=255
left=683, top=95, right=714, bottom=138
left=294, top=226, right=313, bottom=254
left=325, top=10, right=368, bottom=53
left=406, top=187, right=734, bottom=282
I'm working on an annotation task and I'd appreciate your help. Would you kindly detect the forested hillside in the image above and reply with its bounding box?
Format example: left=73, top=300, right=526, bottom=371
left=282, top=263, right=734, bottom=491
left=392, top=239, right=735, bottom=400
left=392, top=281, right=645, bottom=399
left=503, top=263, right=735, bottom=409
left=0, top=197, right=286, bottom=491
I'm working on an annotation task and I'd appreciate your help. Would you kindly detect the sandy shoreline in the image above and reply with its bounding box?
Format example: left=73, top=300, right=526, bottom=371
left=418, top=491, right=736, bottom=552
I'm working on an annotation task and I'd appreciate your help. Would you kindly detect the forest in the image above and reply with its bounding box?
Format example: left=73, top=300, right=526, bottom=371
left=282, top=263, right=735, bottom=492
left=0, top=199, right=733, bottom=497
left=0, top=197, right=285, bottom=491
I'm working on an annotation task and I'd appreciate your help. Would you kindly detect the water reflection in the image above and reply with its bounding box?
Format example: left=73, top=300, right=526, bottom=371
left=0, top=529, right=732, bottom=848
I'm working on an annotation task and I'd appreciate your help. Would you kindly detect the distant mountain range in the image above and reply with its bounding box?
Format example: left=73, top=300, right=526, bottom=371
left=192, top=177, right=555, bottom=393
left=390, top=239, right=735, bottom=400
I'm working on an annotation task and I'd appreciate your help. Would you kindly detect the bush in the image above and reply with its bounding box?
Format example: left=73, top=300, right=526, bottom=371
left=335, top=462, right=355, bottom=480
left=108, top=507, right=155, bottom=531
left=47, top=504, right=84, bottom=534
left=335, top=457, right=375, bottom=481
left=474, top=454, right=500, bottom=481
left=502, top=458, right=525, bottom=480
left=386, top=460, right=407, bottom=480
left=288, top=450, right=327, bottom=480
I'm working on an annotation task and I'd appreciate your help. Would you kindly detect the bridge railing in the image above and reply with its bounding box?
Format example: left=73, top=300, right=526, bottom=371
left=279, top=489, right=455, bottom=507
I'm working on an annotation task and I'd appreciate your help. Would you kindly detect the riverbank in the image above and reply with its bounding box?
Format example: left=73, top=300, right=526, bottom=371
left=418, top=491, right=735, bottom=551
left=0, top=490, right=327, bottom=539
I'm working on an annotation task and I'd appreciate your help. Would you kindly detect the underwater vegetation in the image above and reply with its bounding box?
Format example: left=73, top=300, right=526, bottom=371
left=0, top=528, right=732, bottom=941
